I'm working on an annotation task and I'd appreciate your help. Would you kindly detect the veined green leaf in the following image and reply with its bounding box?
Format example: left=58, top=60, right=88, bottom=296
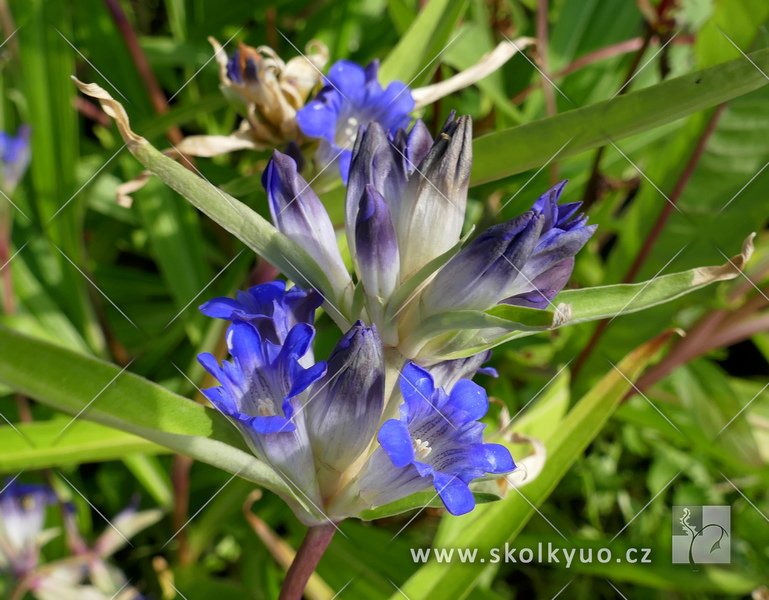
left=393, top=331, right=674, bottom=599
left=471, top=48, right=769, bottom=185
left=558, top=234, right=754, bottom=325
left=0, top=325, right=290, bottom=495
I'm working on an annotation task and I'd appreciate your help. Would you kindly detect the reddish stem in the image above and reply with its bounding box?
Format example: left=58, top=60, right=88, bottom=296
left=172, top=454, right=194, bottom=565
left=100, top=0, right=190, bottom=159
left=278, top=524, right=337, bottom=600
left=623, top=103, right=727, bottom=284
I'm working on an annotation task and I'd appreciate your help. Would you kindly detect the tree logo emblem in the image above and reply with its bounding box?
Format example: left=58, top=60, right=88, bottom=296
left=672, top=506, right=730, bottom=570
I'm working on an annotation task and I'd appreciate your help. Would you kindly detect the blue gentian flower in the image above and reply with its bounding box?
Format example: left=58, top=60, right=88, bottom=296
left=198, top=320, right=327, bottom=507
left=296, top=59, right=414, bottom=182
left=200, top=280, right=322, bottom=346
left=345, top=363, right=514, bottom=516
left=0, top=479, right=56, bottom=578
left=0, top=125, right=31, bottom=193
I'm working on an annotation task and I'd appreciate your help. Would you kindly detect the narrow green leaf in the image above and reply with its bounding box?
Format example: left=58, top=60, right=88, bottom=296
left=359, top=491, right=500, bottom=521
left=72, top=79, right=352, bottom=331
left=379, top=0, right=469, bottom=85
left=123, top=454, right=175, bottom=510
left=0, top=420, right=167, bottom=472
left=471, top=48, right=769, bottom=185
left=558, top=234, right=754, bottom=325
left=0, top=326, right=290, bottom=495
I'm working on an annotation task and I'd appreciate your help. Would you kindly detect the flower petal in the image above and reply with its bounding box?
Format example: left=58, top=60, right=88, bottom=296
left=378, top=419, right=415, bottom=468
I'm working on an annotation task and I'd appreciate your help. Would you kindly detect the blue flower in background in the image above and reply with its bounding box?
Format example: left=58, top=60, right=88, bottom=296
left=350, top=363, right=514, bottom=516
left=297, top=59, right=414, bottom=182
left=0, top=125, right=31, bottom=193
left=0, top=479, right=56, bottom=578
left=200, top=280, right=322, bottom=346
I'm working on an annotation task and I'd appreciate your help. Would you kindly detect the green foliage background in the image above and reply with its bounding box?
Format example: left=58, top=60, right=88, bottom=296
left=1, top=0, right=768, bottom=598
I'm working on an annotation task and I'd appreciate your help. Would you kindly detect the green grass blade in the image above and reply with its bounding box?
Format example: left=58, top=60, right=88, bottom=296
left=471, top=47, right=769, bottom=185
left=0, top=325, right=290, bottom=495
left=379, top=0, right=469, bottom=85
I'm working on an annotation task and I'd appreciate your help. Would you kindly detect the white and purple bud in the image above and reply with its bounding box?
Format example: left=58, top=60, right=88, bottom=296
left=0, top=479, right=56, bottom=578
left=421, top=181, right=596, bottom=315
left=501, top=182, right=597, bottom=309
left=421, top=211, right=544, bottom=313
left=264, top=151, right=353, bottom=304
left=306, top=322, right=385, bottom=490
left=355, top=186, right=400, bottom=323
left=396, top=113, right=472, bottom=278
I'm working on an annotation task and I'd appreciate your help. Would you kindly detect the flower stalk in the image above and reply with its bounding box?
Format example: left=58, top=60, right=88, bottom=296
left=278, top=524, right=337, bottom=600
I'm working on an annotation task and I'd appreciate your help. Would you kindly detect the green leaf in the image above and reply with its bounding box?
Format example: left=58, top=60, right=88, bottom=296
left=359, top=490, right=501, bottom=521
left=558, top=234, right=754, bottom=325
left=471, top=47, right=769, bottom=185
left=393, top=331, right=674, bottom=599
left=401, top=305, right=557, bottom=357
left=0, top=420, right=167, bottom=472
left=433, top=235, right=754, bottom=360
left=72, top=79, right=352, bottom=332
left=0, top=325, right=290, bottom=495
left=379, top=0, right=469, bottom=86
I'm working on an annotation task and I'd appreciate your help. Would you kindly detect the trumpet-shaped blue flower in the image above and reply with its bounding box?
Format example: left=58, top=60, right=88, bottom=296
left=297, top=60, right=414, bottom=182
left=200, top=280, right=322, bottom=346
left=0, top=480, right=56, bottom=578
left=0, top=125, right=31, bottom=193
left=198, top=320, right=327, bottom=509
left=345, top=363, right=513, bottom=516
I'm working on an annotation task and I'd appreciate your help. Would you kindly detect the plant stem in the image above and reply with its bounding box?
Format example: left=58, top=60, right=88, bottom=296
left=279, top=524, right=337, bottom=600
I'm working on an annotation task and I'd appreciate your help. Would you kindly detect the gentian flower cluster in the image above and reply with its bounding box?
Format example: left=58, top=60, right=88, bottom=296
left=199, top=283, right=513, bottom=522
left=0, top=125, right=31, bottom=193
left=264, top=113, right=596, bottom=363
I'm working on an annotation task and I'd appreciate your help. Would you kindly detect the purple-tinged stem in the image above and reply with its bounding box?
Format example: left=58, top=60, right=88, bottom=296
left=279, top=524, right=337, bottom=600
